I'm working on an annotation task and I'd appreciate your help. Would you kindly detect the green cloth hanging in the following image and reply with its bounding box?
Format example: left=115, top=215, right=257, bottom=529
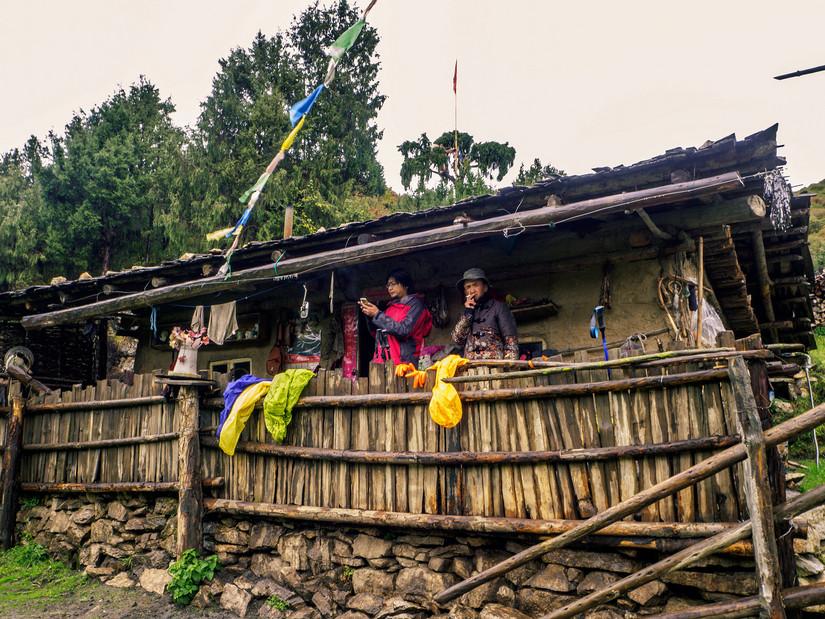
left=263, top=369, right=315, bottom=443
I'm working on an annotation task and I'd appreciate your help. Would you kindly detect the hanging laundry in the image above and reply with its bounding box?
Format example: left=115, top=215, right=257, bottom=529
left=190, top=306, right=205, bottom=331
left=427, top=355, right=469, bottom=428
left=263, top=369, right=315, bottom=443
left=216, top=374, right=268, bottom=439
left=208, top=301, right=239, bottom=345
left=218, top=379, right=272, bottom=456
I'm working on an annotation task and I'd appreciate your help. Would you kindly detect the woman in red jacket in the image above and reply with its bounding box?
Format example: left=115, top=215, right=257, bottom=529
left=358, top=269, right=432, bottom=366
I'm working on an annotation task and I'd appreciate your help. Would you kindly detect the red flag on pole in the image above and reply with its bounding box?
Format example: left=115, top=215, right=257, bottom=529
left=453, top=60, right=458, bottom=94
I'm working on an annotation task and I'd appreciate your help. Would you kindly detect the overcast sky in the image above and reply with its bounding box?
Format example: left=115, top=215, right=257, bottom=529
left=2, top=1, right=825, bottom=192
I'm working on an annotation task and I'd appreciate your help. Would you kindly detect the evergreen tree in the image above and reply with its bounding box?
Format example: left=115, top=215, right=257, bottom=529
left=37, top=77, right=184, bottom=276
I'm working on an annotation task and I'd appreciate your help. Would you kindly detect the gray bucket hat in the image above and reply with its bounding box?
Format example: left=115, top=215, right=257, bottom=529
left=456, top=267, right=490, bottom=291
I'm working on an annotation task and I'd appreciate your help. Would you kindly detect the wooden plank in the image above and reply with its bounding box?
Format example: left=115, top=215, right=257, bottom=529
left=545, top=371, right=578, bottom=519
left=669, top=383, right=696, bottom=522
left=647, top=381, right=676, bottom=522
left=422, top=368, right=439, bottom=514
left=611, top=389, right=639, bottom=517
left=334, top=372, right=352, bottom=509
left=511, top=376, right=540, bottom=519
left=392, top=369, right=410, bottom=514
left=687, top=381, right=716, bottom=522
left=703, top=382, right=740, bottom=521
left=368, top=364, right=386, bottom=510
left=352, top=377, right=370, bottom=511
left=727, top=357, right=786, bottom=618
left=383, top=363, right=397, bottom=512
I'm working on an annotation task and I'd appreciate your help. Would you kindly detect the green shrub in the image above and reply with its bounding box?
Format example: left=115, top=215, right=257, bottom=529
left=167, top=549, right=218, bottom=605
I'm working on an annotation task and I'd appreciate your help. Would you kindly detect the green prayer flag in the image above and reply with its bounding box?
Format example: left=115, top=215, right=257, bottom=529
left=239, top=170, right=272, bottom=203
left=326, top=20, right=365, bottom=59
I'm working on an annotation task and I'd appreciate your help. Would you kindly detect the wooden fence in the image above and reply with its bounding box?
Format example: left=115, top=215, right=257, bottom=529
left=199, top=361, right=745, bottom=524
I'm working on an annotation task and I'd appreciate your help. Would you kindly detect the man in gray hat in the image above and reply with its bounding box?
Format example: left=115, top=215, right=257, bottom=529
left=451, top=268, right=519, bottom=360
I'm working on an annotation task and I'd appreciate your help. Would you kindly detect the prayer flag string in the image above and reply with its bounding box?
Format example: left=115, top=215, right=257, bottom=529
left=211, top=1, right=379, bottom=273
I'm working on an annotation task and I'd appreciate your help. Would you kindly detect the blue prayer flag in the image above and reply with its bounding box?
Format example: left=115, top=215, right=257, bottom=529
left=289, top=84, right=324, bottom=127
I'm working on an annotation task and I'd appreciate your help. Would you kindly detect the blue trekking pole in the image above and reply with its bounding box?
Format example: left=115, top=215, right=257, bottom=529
left=590, top=305, right=610, bottom=378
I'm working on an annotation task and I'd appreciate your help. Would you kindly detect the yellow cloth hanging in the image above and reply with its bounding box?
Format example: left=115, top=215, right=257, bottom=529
left=218, top=380, right=272, bottom=456
left=428, top=355, right=469, bottom=428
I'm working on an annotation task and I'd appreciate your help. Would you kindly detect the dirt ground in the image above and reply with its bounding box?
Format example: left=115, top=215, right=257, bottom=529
left=1, top=580, right=232, bottom=619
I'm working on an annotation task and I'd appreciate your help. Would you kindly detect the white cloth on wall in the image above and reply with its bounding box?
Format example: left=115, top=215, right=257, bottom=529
left=208, top=301, right=239, bottom=345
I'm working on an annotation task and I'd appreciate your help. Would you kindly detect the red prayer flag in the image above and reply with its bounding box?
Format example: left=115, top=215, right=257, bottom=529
left=453, top=60, right=457, bottom=94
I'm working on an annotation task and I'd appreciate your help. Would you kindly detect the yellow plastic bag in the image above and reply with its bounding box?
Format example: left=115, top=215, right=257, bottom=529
left=428, top=355, right=469, bottom=428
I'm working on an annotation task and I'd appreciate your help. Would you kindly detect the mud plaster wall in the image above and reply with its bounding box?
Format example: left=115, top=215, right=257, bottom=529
left=133, top=253, right=695, bottom=379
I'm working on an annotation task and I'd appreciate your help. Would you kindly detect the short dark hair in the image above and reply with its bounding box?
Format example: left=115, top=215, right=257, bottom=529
left=387, top=269, right=414, bottom=293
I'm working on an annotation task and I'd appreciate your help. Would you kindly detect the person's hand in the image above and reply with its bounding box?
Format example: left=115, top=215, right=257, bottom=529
left=464, top=294, right=477, bottom=310
left=359, top=299, right=379, bottom=318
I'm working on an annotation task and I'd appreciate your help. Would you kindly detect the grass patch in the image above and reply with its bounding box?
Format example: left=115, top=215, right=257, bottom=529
left=798, top=460, right=825, bottom=493
left=0, top=537, right=87, bottom=611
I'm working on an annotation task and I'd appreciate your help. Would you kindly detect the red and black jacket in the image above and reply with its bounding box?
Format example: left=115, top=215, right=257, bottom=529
left=370, top=294, right=432, bottom=366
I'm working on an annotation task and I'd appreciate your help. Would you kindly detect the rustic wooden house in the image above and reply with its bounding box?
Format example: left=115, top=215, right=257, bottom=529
left=2, top=125, right=825, bottom=618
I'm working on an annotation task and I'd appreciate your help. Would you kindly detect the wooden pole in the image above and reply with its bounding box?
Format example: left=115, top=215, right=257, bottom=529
left=728, top=357, right=786, bottom=618
left=26, top=396, right=165, bottom=414
left=0, top=394, right=24, bottom=549
left=20, top=478, right=224, bottom=493
left=543, top=481, right=825, bottom=619
left=23, top=432, right=179, bottom=451
left=21, top=172, right=745, bottom=330
left=696, top=236, right=704, bottom=348
left=647, top=583, right=825, bottom=619
left=202, top=497, right=745, bottom=542
left=432, top=400, right=825, bottom=605
left=199, top=434, right=739, bottom=465
left=176, top=386, right=202, bottom=555
left=283, top=204, right=294, bottom=239
left=444, top=349, right=735, bottom=383
left=752, top=230, right=778, bottom=343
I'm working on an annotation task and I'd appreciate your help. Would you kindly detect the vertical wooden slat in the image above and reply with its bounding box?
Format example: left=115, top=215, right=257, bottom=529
left=333, top=372, right=352, bottom=509
left=647, top=383, right=676, bottom=521
left=368, top=364, right=386, bottom=510
left=382, top=362, right=396, bottom=512
left=670, top=382, right=696, bottom=522
left=704, top=382, right=740, bottom=521
left=422, top=369, right=439, bottom=514
left=354, top=377, right=371, bottom=511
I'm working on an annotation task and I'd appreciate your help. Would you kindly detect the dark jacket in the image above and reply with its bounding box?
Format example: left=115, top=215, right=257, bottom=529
left=451, top=295, right=519, bottom=360
left=371, top=294, right=432, bottom=366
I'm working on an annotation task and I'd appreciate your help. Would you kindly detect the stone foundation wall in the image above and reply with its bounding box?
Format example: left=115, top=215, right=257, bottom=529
left=15, top=495, right=768, bottom=619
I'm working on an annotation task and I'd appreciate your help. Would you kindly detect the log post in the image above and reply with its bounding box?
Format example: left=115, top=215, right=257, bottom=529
left=728, top=357, right=786, bottom=619
left=176, top=385, right=202, bottom=556
left=0, top=393, right=25, bottom=549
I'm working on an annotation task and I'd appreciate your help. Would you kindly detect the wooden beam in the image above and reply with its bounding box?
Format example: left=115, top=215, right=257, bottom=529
left=26, top=396, right=166, bottom=414
left=647, top=583, right=825, bottom=619
left=207, top=369, right=731, bottom=410
left=0, top=395, right=24, bottom=548
left=543, top=468, right=825, bottom=619
left=728, top=357, right=785, bottom=618
left=21, top=172, right=745, bottom=329
left=443, top=349, right=735, bottom=383
left=176, top=386, right=202, bottom=556
left=199, top=434, right=740, bottom=465
left=19, top=478, right=224, bottom=493
left=23, top=432, right=179, bottom=451
left=432, top=400, right=825, bottom=605
left=202, top=498, right=746, bottom=542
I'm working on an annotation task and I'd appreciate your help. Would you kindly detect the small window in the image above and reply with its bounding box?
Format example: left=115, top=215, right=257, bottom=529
left=209, top=358, right=252, bottom=380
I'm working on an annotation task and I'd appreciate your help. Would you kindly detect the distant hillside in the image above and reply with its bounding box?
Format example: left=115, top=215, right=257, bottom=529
left=802, top=179, right=825, bottom=270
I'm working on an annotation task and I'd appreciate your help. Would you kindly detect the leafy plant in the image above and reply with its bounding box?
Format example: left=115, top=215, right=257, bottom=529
left=20, top=497, right=39, bottom=509
left=166, top=549, right=218, bottom=606
left=342, top=565, right=354, bottom=579
left=266, top=595, right=291, bottom=611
